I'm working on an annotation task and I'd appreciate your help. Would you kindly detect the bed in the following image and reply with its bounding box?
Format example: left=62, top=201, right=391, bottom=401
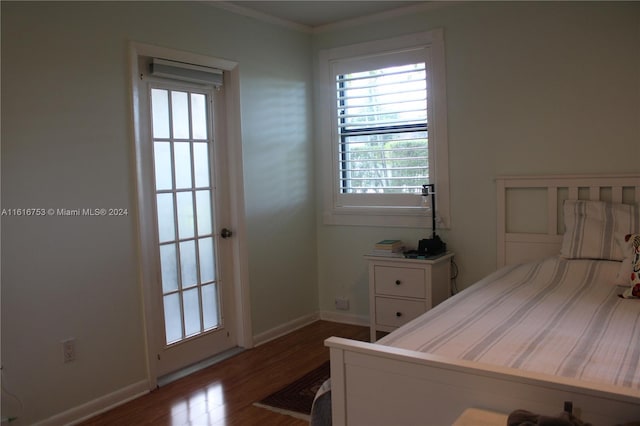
left=324, top=174, right=640, bottom=425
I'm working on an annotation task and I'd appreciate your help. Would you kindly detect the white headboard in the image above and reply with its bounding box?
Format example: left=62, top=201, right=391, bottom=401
left=496, top=174, right=640, bottom=268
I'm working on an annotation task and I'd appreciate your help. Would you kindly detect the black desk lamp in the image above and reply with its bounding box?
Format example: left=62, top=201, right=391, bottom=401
left=417, top=184, right=446, bottom=256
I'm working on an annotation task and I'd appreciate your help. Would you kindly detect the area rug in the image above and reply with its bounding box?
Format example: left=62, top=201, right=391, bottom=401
left=253, top=361, right=330, bottom=421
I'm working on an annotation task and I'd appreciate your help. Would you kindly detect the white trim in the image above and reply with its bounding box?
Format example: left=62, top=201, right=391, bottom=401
left=128, top=41, right=252, bottom=389
left=313, top=3, right=455, bottom=34
left=209, top=1, right=312, bottom=33
left=319, top=311, right=370, bottom=327
left=322, top=205, right=437, bottom=228
left=428, top=29, right=451, bottom=229
left=252, top=313, right=370, bottom=347
left=128, top=41, right=158, bottom=390
left=223, top=64, right=254, bottom=349
left=132, top=42, right=237, bottom=71
left=317, top=30, right=450, bottom=228
left=252, top=313, right=320, bottom=347
left=34, top=380, right=148, bottom=426
left=321, top=31, right=441, bottom=62
left=210, top=1, right=451, bottom=35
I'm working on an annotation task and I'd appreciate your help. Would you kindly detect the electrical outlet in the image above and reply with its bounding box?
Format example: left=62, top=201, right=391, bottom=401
left=62, top=338, right=76, bottom=363
left=335, top=297, right=350, bottom=310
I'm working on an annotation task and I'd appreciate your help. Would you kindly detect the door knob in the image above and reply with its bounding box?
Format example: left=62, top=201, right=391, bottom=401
left=220, top=228, right=233, bottom=239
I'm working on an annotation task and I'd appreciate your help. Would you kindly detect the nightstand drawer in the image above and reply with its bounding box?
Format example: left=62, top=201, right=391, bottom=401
left=366, top=253, right=453, bottom=342
left=374, top=266, right=426, bottom=298
left=375, top=297, right=426, bottom=328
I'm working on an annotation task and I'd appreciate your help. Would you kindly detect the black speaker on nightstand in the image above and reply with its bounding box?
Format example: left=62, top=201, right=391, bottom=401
left=417, top=184, right=446, bottom=256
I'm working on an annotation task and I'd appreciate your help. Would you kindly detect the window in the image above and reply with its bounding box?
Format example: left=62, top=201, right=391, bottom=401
left=337, top=63, right=428, bottom=195
left=318, top=30, right=449, bottom=228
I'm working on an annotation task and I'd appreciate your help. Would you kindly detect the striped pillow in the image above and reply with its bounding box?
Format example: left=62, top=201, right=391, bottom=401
left=560, top=200, right=639, bottom=261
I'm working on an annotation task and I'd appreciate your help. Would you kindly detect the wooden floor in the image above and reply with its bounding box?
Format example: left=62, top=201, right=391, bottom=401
left=80, top=321, right=369, bottom=426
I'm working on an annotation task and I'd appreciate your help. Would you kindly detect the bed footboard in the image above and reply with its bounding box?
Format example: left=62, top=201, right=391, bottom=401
left=326, top=337, right=640, bottom=426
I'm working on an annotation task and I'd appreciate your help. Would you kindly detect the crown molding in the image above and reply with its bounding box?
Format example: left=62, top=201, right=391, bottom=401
left=311, top=2, right=454, bottom=34
left=207, top=1, right=458, bottom=35
left=208, top=1, right=313, bottom=33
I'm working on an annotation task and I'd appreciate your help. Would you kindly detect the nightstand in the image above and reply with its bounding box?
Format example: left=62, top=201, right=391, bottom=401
left=365, top=253, right=454, bottom=342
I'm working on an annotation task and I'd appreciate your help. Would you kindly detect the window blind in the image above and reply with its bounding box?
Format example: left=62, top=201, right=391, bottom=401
left=336, top=63, right=428, bottom=195
left=151, top=58, right=223, bottom=87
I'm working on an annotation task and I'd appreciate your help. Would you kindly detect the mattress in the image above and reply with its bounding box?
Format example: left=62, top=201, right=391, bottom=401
left=378, top=256, right=640, bottom=390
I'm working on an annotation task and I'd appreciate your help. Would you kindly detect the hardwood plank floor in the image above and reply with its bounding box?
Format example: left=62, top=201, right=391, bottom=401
left=80, top=321, right=369, bottom=426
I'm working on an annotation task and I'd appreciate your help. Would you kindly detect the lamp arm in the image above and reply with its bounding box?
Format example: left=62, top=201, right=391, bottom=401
left=422, top=184, right=437, bottom=238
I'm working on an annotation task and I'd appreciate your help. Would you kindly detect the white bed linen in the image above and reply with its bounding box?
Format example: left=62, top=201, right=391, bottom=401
left=378, top=256, right=640, bottom=390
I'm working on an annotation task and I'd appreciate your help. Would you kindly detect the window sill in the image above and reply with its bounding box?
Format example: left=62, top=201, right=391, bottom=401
left=323, top=207, right=448, bottom=228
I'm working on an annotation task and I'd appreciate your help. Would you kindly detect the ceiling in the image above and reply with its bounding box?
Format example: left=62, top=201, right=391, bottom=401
left=225, top=1, right=430, bottom=28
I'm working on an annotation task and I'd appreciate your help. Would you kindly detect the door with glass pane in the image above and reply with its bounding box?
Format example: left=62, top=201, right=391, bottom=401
left=150, top=83, right=235, bottom=376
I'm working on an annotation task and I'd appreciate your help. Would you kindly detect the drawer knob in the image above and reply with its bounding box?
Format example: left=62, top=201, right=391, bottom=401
left=396, top=312, right=403, bottom=317
left=395, top=280, right=401, bottom=285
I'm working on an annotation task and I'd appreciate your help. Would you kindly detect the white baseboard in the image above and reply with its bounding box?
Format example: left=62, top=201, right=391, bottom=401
left=252, top=312, right=320, bottom=346
left=33, top=313, right=367, bottom=425
left=252, top=311, right=369, bottom=347
left=35, top=379, right=149, bottom=426
left=319, top=310, right=369, bottom=327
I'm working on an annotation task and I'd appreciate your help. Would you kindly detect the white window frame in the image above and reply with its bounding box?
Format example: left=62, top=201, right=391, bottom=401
left=318, top=30, right=450, bottom=228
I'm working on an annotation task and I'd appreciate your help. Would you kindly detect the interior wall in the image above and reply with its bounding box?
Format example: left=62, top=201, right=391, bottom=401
left=2, top=1, right=639, bottom=423
left=1, top=2, right=314, bottom=424
left=313, top=2, right=640, bottom=320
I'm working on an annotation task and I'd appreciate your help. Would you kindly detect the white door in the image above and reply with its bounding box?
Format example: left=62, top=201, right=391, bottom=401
left=146, top=81, right=237, bottom=377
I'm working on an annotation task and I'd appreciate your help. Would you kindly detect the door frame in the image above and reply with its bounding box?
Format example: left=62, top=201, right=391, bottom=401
left=128, top=41, right=253, bottom=389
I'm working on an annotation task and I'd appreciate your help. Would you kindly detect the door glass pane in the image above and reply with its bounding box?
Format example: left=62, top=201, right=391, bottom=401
left=191, top=93, right=207, bottom=140
left=151, top=85, right=221, bottom=347
left=174, top=142, right=192, bottom=189
left=151, top=89, right=169, bottom=139
left=193, top=143, right=210, bottom=188
left=195, top=191, right=212, bottom=236
left=179, top=240, right=197, bottom=288
left=156, top=193, right=175, bottom=242
left=160, top=244, right=178, bottom=293
left=163, top=293, right=182, bottom=344
left=202, top=284, right=219, bottom=330
left=199, top=237, right=215, bottom=283
left=154, top=142, right=173, bottom=190
left=171, top=91, right=190, bottom=139
left=183, top=288, right=202, bottom=337
left=176, top=192, right=194, bottom=239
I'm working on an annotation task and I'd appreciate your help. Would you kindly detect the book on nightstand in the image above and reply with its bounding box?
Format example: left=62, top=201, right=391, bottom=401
left=370, top=239, right=405, bottom=257
left=374, top=239, right=403, bottom=250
